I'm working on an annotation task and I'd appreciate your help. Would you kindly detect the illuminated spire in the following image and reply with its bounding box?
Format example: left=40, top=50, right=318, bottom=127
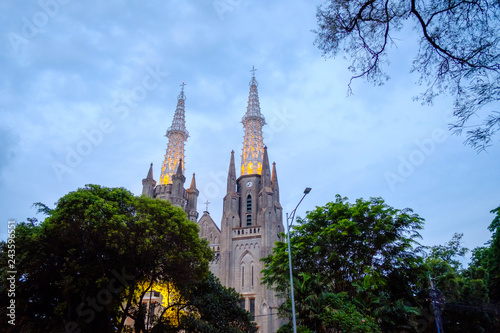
left=160, top=82, right=189, bottom=185
left=241, top=66, right=266, bottom=176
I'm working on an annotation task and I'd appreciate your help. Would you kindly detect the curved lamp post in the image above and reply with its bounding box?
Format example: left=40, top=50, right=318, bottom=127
left=286, top=187, right=311, bottom=333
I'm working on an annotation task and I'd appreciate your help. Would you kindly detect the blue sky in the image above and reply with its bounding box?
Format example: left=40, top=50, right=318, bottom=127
left=1, top=0, right=499, bottom=256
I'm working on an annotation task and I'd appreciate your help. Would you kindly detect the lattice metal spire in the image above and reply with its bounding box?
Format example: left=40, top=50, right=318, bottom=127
left=160, top=82, right=189, bottom=185
left=241, top=67, right=266, bottom=176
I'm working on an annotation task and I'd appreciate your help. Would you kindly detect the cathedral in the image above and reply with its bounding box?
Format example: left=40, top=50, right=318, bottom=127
left=141, top=70, right=284, bottom=333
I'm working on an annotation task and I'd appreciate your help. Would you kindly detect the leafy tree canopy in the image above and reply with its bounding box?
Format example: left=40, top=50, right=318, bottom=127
left=263, top=196, right=500, bottom=332
left=422, top=233, right=498, bottom=332
left=0, top=185, right=230, bottom=333
left=179, top=273, right=258, bottom=333
left=315, top=0, right=500, bottom=151
left=426, top=232, right=469, bottom=270
left=262, top=195, right=425, bottom=332
left=469, top=205, right=500, bottom=302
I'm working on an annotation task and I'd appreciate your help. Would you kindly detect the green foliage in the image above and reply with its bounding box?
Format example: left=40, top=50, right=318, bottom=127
left=463, top=204, right=500, bottom=332
left=468, top=205, right=500, bottom=302
left=319, top=293, right=379, bottom=333
left=263, top=195, right=424, bottom=332
left=277, top=323, right=314, bottom=333
left=422, top=232, right=499, bottom=332
left=179, top=273, right=257, bottom=333
left=314, top=0, right=500, bottom=151
left=263, top=197, right=500, bottom=332
left=486, top=205, right=500, bottom=302
left=427, top=233, right=469, bottom=270
left=0, top=185, right=213, bottom=333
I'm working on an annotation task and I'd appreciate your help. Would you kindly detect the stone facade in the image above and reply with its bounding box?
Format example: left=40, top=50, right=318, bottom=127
left=141, top=72, right=283, bottom=332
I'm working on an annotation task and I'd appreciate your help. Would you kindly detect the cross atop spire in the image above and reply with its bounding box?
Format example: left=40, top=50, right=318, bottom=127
left=177, top=81, right=186, bottom=101
left=250, top=66, right=257, bottom=77
left=249, top=66, right=258, bottom=87
left=204, top=200, right=210, bottom=212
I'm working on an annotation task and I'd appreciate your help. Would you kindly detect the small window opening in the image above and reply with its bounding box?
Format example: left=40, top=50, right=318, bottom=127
left=250, top=298, right=255, bottom=320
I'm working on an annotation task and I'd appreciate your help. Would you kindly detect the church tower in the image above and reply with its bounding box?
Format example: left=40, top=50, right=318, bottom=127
left=141, top=83, right=199, bottom=222
left=216, top=68, right=284, bottom=333
left=160, top=82, right=188, bottom=186
left=142, top=73, right=284, bottom=332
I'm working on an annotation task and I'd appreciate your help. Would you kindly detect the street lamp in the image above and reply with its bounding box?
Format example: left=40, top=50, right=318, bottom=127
left=286, top=187, right=311, bottom=333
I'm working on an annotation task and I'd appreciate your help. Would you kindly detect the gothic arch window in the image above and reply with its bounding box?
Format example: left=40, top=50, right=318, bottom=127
left=246, top=194, right=252, bottom=212
left=239, top=251, right=255, bottom=290
left=262, top=301, right=269, bottom=315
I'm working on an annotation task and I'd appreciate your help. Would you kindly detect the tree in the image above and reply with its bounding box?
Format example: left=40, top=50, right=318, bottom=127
left=178, top=273, right=258, bottom=333
left=427, top=233, right=469, bottom=269
left=262, top=195, right=425, bottom=332
left=0, top=185, right=213, bottom=333
left=421, top=233, right=497, bottom=332
left=276, top=273, right=380, bottom=333
left=314, top=0, right=500, bottom=151
left=470, top=205, right=500, bottom=302
left=123, top=273, right=257, bottom=333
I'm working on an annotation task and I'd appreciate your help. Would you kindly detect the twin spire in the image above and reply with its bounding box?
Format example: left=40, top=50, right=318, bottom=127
left=158, top=68, right=268, bottom=187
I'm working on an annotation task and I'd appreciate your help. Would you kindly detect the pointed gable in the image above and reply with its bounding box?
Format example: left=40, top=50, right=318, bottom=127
left=198, top=212, right=221, bottom=246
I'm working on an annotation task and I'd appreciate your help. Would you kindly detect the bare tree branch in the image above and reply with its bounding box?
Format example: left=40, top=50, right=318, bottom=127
left=315, top=0, right=500, bottom=150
